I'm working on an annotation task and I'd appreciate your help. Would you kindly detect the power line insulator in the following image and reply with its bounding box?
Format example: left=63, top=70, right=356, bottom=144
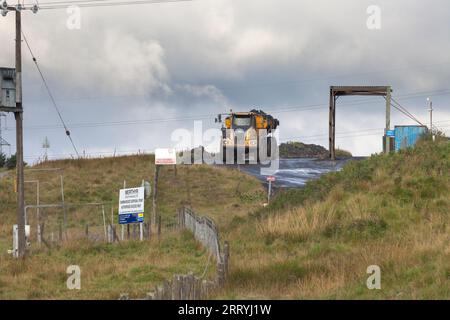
left=1, top=1, right=7, bottom=9
left=32, top=4, right=39, bottom=14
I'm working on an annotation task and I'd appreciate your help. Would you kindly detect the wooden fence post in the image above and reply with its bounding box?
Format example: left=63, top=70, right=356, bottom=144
left=37, top=223, right=42, bottom=246
left=85, top=224, right=89, bottom=239
left=158, top=215, right=162, bottom=239
left=132, top=224, right=137, bottom=240
left=180, top=275, right=186, bottom=300
left=112, top=225, right=119, bottom=243
left=163, top=281, right=171, bottom=300
left=172, top=275, right=181, bottom=300
left=178, top=208, right=182, bottom=229
left=217, top=261, right=225, bottom=287
left=58, top=223, right=63, bottom=242
left=194, top=276, right=201, bottom=300
left=107, top=224, right=114, bottom=243
left=223, top=241, right=230, bottom=281
left=186, top=274, right=192, bottom=300
left=201, top=279, right=208, bottom=299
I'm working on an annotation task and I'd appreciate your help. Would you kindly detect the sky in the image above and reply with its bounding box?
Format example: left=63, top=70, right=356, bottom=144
left=0, top=0, right=449, bottom=162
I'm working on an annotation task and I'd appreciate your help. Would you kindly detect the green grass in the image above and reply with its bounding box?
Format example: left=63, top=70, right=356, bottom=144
left=0, top=138, right=448, bottom=299
left=218, top=137, right=449, bottom=299
left=0, top=154, right=264, bottom=299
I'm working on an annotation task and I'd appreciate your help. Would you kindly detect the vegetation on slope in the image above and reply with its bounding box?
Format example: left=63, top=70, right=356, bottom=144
left=279, top=141, right=352, bottom=159
left=0, top=155, right=265, bottom=299
left=0, top=137, right=448, bottom=299
left=219, top=137, right=449, bottom=299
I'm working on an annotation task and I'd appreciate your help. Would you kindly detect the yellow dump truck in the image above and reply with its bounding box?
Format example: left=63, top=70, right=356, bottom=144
left=216, top=109, right=279, bottom=163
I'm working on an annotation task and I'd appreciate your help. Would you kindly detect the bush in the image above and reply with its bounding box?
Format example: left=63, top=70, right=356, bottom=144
left=4, top=154, right=27, bottom=170
left=5, top=154, right=16, bottom=169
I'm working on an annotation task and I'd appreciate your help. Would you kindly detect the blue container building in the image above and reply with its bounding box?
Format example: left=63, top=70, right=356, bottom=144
left=394, top=125, right=428, bottom=152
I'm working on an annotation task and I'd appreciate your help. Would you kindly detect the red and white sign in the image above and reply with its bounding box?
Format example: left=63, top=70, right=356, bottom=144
left=155, top=148, right=177, bottom=165
left=266, top=176, right=276, bottom=182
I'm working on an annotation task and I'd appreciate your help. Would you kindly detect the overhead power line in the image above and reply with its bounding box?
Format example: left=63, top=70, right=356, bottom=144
left=22, top=31, right=80, bottom=158
left=19, top=122, right=450, bottom=162
left=390, top=97, right=426, bottom=127
left=5, top=89, right=449, bottom=132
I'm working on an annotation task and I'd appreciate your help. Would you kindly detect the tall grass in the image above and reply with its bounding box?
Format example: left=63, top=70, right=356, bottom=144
left=0, top=155, right=265, bottom=299
left=221, top=138, right=449, bottom=299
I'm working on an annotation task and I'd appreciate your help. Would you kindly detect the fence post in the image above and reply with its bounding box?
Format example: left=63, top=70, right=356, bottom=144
left=171, top=275, right=178, bottom=300
left=223, top=241, right=230, bottom=281
left=156, top=286, right=163, bottom=300
left=58, top=223, right=63, bottom=243
left=148, top=222, right=151, bottom=240
left=107, top=224, right=113, bottom=243
left=85, top=224, right=89, bottom=239
left=201, top=279, right=208, bottom=299
left=158, top=215, right=162, bottom=239
left=178, top=208, right=183, bottom=229
left=217, top=260, right=225, bottom=288
left=194, top=276, right=201, bottom=300
left=163, top=281, right=171, bottom=300
left=186, top=274, right=192, bottom=300
left=180, top=275, right=186, bottom=300
left=37, top=223, right=42, bottom=246
left=132, top=224, right=137, bottom=240
left=112, top=225, right=118, bottom=242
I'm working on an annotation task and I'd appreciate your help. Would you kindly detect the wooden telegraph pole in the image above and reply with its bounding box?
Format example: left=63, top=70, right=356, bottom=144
left=14, top=5, right=26, bottom=258
left=0, top=2, right=39, bottom=258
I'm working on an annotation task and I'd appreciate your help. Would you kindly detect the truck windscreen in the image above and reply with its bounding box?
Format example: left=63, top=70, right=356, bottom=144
left=233, top=116, right=251, bottom=128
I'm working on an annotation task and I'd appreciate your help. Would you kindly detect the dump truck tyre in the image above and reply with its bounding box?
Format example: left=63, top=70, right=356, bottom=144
left=222, top=147, right=227, bottom=164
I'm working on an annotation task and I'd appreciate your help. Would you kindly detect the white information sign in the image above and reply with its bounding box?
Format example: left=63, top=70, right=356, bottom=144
left=119, top=187, right=145, bottom=224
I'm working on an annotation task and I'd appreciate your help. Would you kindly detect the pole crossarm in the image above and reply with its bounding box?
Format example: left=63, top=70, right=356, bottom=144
left=1, top=3, right=39, bottom=14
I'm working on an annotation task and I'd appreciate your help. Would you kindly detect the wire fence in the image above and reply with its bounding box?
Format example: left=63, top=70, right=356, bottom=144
left=179, top=206, right=222, bottom=262
left=23, top=202, right=158, bottom=248
left=122, top=206, right=229, bottom=300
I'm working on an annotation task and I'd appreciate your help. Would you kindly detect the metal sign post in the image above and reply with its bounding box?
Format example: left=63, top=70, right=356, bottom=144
left=266, top=176, right=276, bottom=203
left=153, top=148, right=177, bottom=232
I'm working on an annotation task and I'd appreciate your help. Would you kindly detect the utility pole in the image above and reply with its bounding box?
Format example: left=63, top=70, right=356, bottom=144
left=1, top=1, right=38, bottom=258
left=385, top=86, right=392, bottom=153
left=427, top=98, right=433, bottom=139
left=14, top=5, right=26, bottom=258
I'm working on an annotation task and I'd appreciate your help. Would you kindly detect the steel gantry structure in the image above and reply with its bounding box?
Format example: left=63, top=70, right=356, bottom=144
left=329, top=86, right=392, bottom=160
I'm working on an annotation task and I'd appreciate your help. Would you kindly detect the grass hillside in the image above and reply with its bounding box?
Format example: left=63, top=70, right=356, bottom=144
left=219, top=138, right=449, bottom=299
left=0, top=138, right=448, bottom=299
left=0, top=155, right=265, bottom=299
